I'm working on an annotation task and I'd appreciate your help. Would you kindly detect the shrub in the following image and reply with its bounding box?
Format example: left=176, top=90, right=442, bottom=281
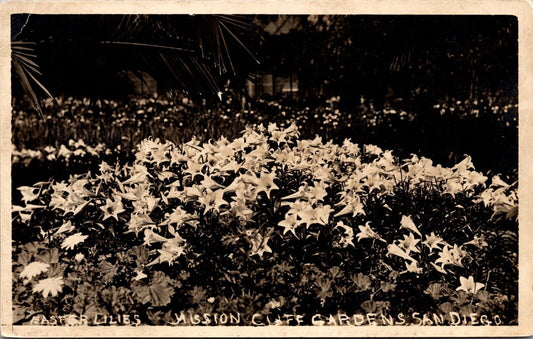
left=12, top=123, right=517, bottom=325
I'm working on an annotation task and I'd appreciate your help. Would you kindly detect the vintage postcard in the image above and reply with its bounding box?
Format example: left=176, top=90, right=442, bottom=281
left=1, top=0, right=532, bottom=337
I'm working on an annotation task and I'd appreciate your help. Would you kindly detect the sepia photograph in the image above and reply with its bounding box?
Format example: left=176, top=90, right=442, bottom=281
left=1, top=0, right=532, bottom=337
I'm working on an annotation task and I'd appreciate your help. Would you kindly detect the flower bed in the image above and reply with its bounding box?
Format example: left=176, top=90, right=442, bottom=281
left=12, top=93, right=518, bottom=179
left=12, top=124, right=518, bottom=326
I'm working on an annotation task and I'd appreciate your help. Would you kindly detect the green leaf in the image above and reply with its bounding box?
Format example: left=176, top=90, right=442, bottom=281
left=36, top=248, right=59, bottom=265
left=360, top=300, right=377, bottom=313
left=100, top=286, right=120, bottom=307
left=351, top=272, right=372, bottom=292
left=72, top=293, right=88, bottom=316
left=47, top=263, right=66, bottom=278
left=380, top=281, right=396, bottom=293
left=132, top=271, right=175, bottom=307
left=128, top=245, right=149, bottom=267
left=476, top=290, right=491, bottom=303
left=424, top=282, right=444, bottom=300
left=15, top=250, right=33, bottom=267
left=98, top=260, right=118, bottom=283
left=146, top=309, right=174, bottom=325
left=23, top=242, right=46, bottom=255
left=459, top=304, right=476, bottom=318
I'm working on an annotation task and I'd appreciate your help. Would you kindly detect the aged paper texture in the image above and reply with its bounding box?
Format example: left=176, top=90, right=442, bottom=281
left=1, top=0, right=532, bottom=337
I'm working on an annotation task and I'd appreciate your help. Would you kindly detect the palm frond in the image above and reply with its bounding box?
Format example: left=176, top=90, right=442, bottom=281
left=12, top=41, right=54, bottom=115
left=217, top=19, right=259, bottom=64
left=11, top=15, right=260, bottom=105
left=24, top=66, right=54, bottom=99
left=101, top=41, right=195, bottom=53
left=100, top=14, right=260, bottom=99
left=217, top=15, right=257, bottom=30
left=12, top=58, right=42, bottom=115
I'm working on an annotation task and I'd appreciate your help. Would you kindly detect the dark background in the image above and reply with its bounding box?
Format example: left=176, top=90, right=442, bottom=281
left=11, top=15, right=518, bottom=177
left=11, top=15, right=517, bottom=102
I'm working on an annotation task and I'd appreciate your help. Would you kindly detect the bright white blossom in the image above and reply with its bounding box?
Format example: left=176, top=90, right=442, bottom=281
left=456, top=276, right=485, bottom=294
left=61, top=233, right=88, bottom=250
left=12, top=124, right=515, bottom=297
left=20, top=262, right=50, bottom=281
left=33, top=276, right=64, bottom=298
left=74, top=253, right=85, bottom=263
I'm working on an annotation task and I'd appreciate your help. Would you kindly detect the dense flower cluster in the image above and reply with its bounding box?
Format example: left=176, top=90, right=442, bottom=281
left=12, top=93, right=517, bottom=152
left=433, top=92, right=518, bottom=126
left=12, top=124, right=517, bottom=325
left=12, top=139, right=113, bottom=166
